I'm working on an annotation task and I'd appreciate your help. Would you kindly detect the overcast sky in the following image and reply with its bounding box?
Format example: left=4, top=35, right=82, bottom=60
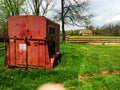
left=48, top=0, right=120, bottom=30
left=90, top=0, right=120, bottom=27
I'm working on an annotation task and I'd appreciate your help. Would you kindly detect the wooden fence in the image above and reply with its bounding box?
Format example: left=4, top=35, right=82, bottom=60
left=60, top=36, right=120, bottom=44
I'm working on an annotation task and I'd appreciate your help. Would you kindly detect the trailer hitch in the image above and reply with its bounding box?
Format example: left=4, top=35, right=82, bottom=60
left=23, top=37, right=30, bottom=46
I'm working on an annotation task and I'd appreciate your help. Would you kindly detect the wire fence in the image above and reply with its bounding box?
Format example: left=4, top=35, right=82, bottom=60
left=0, top=38, right=7, bottom=57
left=0, top=45, right=5, bottom=57
left=0, top=45, right=5, bottom=51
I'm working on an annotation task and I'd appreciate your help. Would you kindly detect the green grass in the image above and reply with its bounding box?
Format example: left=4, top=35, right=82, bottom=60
left=0, top=43, right=120, bottom=90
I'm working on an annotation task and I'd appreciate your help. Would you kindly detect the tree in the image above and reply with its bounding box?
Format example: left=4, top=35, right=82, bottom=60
left=26, top=0, right=54, bottom=16
left=94, top=23, right=120, bottom=36
left=0, top=0, right=26, bottom=41
left=113, top=24, right=120, bottom=36
left=55, top=0, right=93, bottom=42
left=0, top=0, right=26, bottom=17
left=61, top=0, right=65, bottom=41
left=87, top=25, right=95, bottom=35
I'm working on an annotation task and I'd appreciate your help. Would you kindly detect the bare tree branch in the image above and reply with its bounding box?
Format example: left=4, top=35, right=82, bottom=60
left=27, top=0, right=54, bottom=16
left=55, top=0, right=93, bottom=27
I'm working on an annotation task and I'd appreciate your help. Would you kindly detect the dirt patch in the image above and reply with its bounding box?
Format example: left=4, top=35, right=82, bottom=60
left=78, top=70, right=120, bottom=80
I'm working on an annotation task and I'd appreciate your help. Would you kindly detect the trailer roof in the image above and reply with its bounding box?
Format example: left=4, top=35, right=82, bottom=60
left=8, top=16, right=60, bottom=26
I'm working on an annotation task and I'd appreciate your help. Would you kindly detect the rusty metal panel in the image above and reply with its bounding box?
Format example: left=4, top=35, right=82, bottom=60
left=27, top=40, right=50, bottom=68
left=9, top=40, right=15, bottom=66
left=27, top=16, right=46, bottom=38
left=27, top=41, right=39, bottom=66
left=7, top=40, right=27, bottom=67
left=38, top=43, right=46, bottom=67
left=8, top=16, right=26, bottom=38
left=45, top=45, right=51, bottom=69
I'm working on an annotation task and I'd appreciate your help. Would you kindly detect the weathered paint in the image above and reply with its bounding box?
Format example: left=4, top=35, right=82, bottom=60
left=5, top=16, right=60, bottom=69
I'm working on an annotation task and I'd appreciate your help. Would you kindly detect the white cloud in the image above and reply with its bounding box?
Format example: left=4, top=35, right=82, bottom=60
left=93, top=16, right=103, bottom=21
left=106, top=15, right=120, bottom=23
left=90, top=0, right=120, bottom=26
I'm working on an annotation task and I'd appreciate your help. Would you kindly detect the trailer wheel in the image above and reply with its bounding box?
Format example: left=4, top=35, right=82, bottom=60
left=53, top=54, right=61, bottom=68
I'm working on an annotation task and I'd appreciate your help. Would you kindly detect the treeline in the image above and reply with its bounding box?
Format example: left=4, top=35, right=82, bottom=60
left=65, top=30, right=80, bottom=36
left=94, top=23, right=120, bottom=36
left=63, top=23, right=120, bottom=36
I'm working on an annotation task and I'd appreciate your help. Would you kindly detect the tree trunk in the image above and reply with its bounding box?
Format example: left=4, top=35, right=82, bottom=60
left=61, top=0, right=65, bottom=42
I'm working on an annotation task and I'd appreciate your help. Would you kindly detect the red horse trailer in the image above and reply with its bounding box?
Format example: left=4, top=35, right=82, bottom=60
left=5, top=16, right=60, bottom=70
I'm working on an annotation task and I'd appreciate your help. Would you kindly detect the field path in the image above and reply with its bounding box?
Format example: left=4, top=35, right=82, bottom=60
left=78, top=70, right=120, bottom=80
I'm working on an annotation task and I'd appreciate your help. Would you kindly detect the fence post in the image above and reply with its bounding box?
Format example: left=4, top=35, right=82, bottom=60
left=65, top=36, right=68, bottom=42
left=77, top=38, right=78, bottom=44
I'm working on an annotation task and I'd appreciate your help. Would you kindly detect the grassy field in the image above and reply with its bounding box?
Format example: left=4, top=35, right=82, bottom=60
left=0, top=43, right=120, bottom=90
